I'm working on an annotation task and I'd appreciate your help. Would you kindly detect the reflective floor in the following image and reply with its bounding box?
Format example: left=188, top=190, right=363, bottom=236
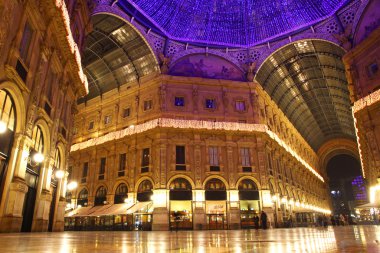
left=0, top=226, right=379, bottom=252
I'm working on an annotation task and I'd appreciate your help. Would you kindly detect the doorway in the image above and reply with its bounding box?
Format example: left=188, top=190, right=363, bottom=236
left=207, top=214, right=225, bottom=230
left=21, top=170, right=38, bottom=232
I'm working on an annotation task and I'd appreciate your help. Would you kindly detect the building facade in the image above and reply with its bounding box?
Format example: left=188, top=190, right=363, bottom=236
left=66, top=75, right=330, bottom=230
left=0, top=0, right=90, bottom=232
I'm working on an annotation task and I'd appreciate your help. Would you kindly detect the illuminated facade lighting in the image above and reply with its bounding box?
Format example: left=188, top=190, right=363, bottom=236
left=71, top=118, right=325, bottom=182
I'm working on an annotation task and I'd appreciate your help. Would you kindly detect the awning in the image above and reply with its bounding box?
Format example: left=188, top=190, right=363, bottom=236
left=65, top=206, right=94, bottom=217
left=105, top=203, right=134, bottom=216
left=126, top=202, right=152, bottom=214
left=88, top=204, right=112, bottom=216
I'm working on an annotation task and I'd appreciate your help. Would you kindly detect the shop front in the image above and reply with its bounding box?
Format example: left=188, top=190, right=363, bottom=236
left=134, top=180, right=154, bottom=230
left=169, top=178, right=193, bottom=230
left=205, top=178, right=227, bottom=230
left=238, top=179, right=260, bottom=229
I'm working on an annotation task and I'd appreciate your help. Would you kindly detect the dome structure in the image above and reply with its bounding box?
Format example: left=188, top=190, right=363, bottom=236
left=120, top=0, right=349, bottom=47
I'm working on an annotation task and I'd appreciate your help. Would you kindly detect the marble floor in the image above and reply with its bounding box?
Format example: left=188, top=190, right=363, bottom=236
left=0, top=226, right=379, bottom=253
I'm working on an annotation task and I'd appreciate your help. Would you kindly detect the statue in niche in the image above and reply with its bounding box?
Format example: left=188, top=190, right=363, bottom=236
left=243, top=61, right=257, bottom=82
left=159, top=53, right=171, bottom=74
left=333, top=24, right=352, bottom=51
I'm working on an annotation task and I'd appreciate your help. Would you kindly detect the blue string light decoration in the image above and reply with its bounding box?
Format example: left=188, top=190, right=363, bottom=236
left=122, top=0, right=349, bottom=47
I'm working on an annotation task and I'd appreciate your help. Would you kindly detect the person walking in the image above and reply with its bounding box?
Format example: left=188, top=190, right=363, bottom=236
left=254, top=215, right=260, bottom=230
left=260, top=211, right=268, bottom=229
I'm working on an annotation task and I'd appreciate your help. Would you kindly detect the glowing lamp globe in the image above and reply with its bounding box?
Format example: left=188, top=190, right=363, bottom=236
left=0, top=120, right=7, bottom=134
left=67, top=181, right=78, bottom=191
left=55, top=170, right=65, bottom=179
left=33, top=152, right=44, bottom=163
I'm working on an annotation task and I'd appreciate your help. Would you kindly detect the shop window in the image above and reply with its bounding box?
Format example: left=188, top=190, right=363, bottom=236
left=209, top=146, right=219, bottom=171
left=169, top=178, right=192, bottom=200
left=238, top=179, right=259, bottom=200
left=0, top=90, right=16, bottom=158
left=141, top=148, right=150, bottom=173
left=104, top=115, right=111, bottom=125
left=99, top=157, right=106, bottom=180
left=95, top=186, right=107, bottom=206
left=19, top=22, right=33, bottom=62
left=114, top=183, right=128, bottom=204
left=88, top=121, right=94, bottom=130
left=118, top=153, right=126, bottom=177
left=137, top=180, right=153, bottom=202
left=143, top=100, right=152, bottom=111
left=81, top=162, right=88, bottom=183
left=174, top=97, right=185, bottom=107
left=205, top=179, right=226, bottom=200
left=205, top=98, right=216, bottom=109
left=175, top=146, right=186, bottom=170
left=367, top=62, right=378, bottom=78
left=235, top=101, right=246, bottom=111
left=77, top=189, right=88, bottom=207
left=122, top=108, right=130, bottom=118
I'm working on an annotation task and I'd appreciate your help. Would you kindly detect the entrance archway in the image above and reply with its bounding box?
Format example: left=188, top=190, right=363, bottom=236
left=205, top=178, right=227, bottom=230
left=169, top=178, right=193, bottom=230
left=238, top=179, right=260, bottom=229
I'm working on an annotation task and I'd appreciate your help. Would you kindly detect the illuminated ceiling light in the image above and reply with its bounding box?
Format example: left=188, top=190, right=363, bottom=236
left=0, top=120, right=7, bottom=134
left=33, top=152, right=44, bottom=163
left=55, top=170, right=65, bottom=179
left=67, top=181, right=78, bottom=191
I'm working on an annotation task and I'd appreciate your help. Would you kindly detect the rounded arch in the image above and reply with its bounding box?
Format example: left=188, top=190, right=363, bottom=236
left=0, top=81, right=26, bottom=134
left=255, top=39, right=355, bottom=151
left=114, top=182, right=129, bottom=204
left=134, top=176, right=155, bottom=193
left=268, top=179, right=276, bottom=195
left=167, top=174, right=195, bottom=189
left=55, top=141, right=66, bottom=171
left=33, top=118, right=51, bottom=158
left=93, top=183, right=108, bottom=197
left=136, top=178, right=154, bottom=202
left=169, top=52, right=245, bottom=81
left=170, top=49, right=244, bottom=73
left=352, top=0, right=379, bottom=45
left=77, top=187, right=89, bottom=207
left=92, top=6, right=160, bottom=66
left=236, top=176, right=261, bottom=190
left=112, top=179, right=130, bottom=194
left=318, top=138, right=360, bottom=175
left=203, top=175, right=229, bottom=190
left=94, top=185, right=108, bottom=205
left=81, top=13, right=160, bottom=102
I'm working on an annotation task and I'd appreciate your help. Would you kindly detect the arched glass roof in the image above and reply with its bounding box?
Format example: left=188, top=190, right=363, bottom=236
left=80, top=14, right=159, bottom=103
left=120, top=0, right=348, bottom=47
left=255, top=40, right=355, bottom=151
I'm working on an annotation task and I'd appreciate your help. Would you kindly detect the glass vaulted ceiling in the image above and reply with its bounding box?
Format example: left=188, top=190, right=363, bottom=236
left=121, top=0, right=348, bottom=47
left=255, top=40, right=355, bottom=151
left=79, top=14, right=159, bottom=103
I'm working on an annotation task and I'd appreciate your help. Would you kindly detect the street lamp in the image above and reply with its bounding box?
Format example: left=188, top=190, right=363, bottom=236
left=67, top=181, right=78, bottom=191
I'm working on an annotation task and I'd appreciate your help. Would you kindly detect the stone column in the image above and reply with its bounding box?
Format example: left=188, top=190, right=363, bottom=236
left=152, top=189, right=169, bottom=230
left=193, top=189, right=206, bottom=230
left=228, top=190, right=240, bottom=229
left=0, top=134, right=31, bottom=232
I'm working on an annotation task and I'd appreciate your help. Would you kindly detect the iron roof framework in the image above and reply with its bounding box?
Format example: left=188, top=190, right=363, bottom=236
left=255, top=40, right=355, bottom=151
left=79, top=14, right=159, bottom=103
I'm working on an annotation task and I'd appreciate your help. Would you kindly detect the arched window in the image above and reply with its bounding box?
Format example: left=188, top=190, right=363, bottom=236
left=77, top=189, right=88, bottom=207
left=0, top=90, right=16, bottom=187
left=51, top=149, right=61, bottom=182
left=27, top=126, right=44, bottom=176
left=114, top=183, right=128, bottom=204
left=205, top=178, right=226, bottom=200
left=238, top=179, right=259, bottom=200
left=95, top=186, right=107, bottom=206
left=137, top=180, right=153, bottom=202
left=169, top=178, right=192, bottom=200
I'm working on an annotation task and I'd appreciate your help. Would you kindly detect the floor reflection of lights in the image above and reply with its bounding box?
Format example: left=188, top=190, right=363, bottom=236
left=0, top=226, right=379, bottom=252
